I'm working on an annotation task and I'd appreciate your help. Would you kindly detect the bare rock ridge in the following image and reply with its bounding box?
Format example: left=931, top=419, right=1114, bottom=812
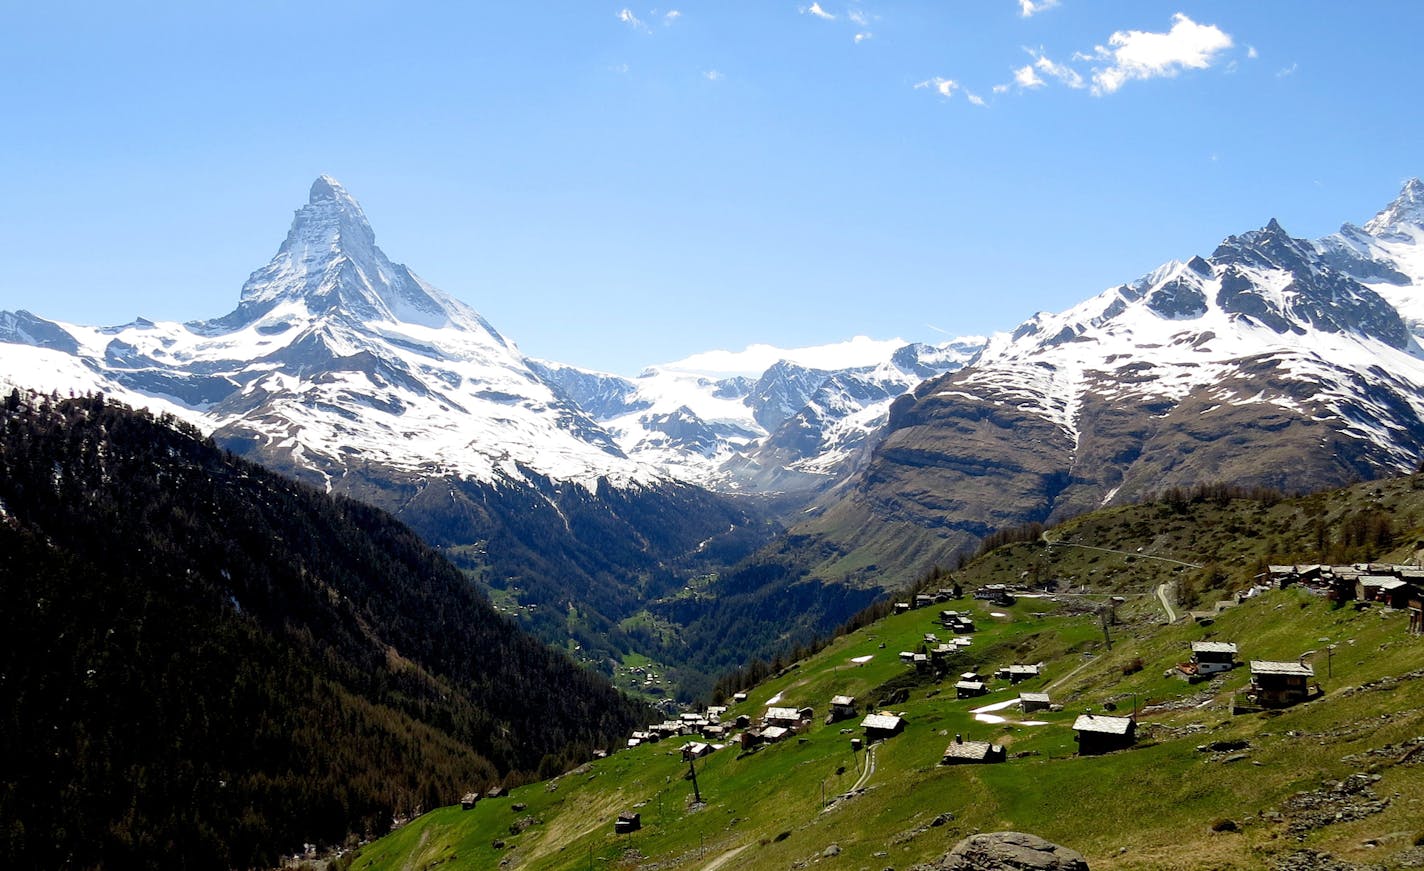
left=789, top=178, right=1424, bottom=587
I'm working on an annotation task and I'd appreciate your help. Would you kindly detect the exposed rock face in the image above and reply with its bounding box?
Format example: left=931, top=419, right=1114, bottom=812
left=911, top=831, right=1090, bottom=871
left=780, top=180, right=1424, bottom=586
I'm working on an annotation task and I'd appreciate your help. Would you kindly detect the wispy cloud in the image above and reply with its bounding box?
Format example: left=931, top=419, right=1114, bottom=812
left=966, top=92, right=987, bottom=107
left=1276, top=62, right=1298, bottom=78
left=1018, top=0, right=1061, bottom=18
left=915, top=77, right=960, bottom=98
left=802, top=2, right=876, bottom=43
left=617, top=8, right=647, bottom=31
left=664, top=9, right=681, bottom=25
left=704, top=69, right=723, bottom=81
left=1012, top=64, right=1044, bottom=89
left=1088, top=13, right=1233, bottom=95
left=1031, top=51, right=1085, bottom=88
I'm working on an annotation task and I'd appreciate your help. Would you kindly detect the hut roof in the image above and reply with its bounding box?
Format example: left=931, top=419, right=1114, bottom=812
left=1072, top=714, right=1134, bottom=735
left=942, top=740, right=1001, bottom=761
left=1250, top=660, right=1313, bottom=677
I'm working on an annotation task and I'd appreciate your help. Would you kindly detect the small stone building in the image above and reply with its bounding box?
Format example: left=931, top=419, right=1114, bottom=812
left=861, top=712, right=906, bottom=741
left=615, top=812, right=641, bottom=834
left=941, top=736, right=1006, bottom=765
left=1072, top=713, right=1136, bottom=755
left=955, top=679, right=988, bottom=699
left=829, top=695, right=858, bottom=722
left=1019, top=692, right=1050, bottom=713
left=1248, top=660, right=1315, bottom=707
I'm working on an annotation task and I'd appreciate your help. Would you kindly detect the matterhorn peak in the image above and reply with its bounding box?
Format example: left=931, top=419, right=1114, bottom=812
left=283, top=174, right=376, bottom=254
left=210, top=176, right=481, bottom=332
left=1364, top=178, right=1424, bottom=239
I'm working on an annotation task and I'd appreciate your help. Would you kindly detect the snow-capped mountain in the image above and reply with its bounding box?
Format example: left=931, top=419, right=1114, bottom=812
left=0, top=175, right=981, bottom=496
left=1, top=176, right=653, bottom=490
left=534, top=337, right=983, bottom=491
left=795, top=178, right=1424, bottom=586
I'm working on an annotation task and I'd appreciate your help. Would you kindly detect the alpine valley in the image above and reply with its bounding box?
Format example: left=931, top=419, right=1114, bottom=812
left=8, top=177, right=1424, bottom=694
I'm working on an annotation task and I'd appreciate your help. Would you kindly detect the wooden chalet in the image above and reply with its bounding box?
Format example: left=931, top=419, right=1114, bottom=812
left=829, top=695, right=858, bottom=722
left=460, top=792, right=479, bottom=810
left=760, top=725, right=790, bottom=743
left=1177, top=640, right=1238, bottom=680
left=941, top=735, right=1006, bottom=765
left=974, top=583, right=1015, bottom=604
left=998, top=663, right=1043, bottom=683
left=765, top=706, right=800, bottom=729
left=1247, top=660, right=1315, bottom=707
left=1358, top=576, right=1417, bottom=609
left=861, top=712, right=906, bottom=740
left=681, top=741, right=712, bottom=760
left=1019, top=692, right=1050, bottom=713
left=615, top=812, right=641, bottom=834
left=1072, top=713, right=1136, bottom=755
left=955, top=680, right=988, bottom=699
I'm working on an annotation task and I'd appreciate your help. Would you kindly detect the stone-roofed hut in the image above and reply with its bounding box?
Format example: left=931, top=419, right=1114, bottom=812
left=1072, top=713, right=1136, bottom=755
left=1248, top=660, right=1315, bottom=707
left=1019, top=692, right=1050, bottom=713
left=941, top=735, right=1006, bottom=765
left=861, top=712, right=906, bottom=741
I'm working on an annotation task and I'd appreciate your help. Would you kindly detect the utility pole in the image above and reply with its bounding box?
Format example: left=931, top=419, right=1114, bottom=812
left=688, top=755, right=702, bottom=804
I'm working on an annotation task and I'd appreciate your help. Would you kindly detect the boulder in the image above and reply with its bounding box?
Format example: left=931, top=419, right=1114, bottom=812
left=912, top=831, right=1089, bottom=871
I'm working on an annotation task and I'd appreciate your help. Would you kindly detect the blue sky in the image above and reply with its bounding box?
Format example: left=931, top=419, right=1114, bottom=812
left=2, top=1, right=1421, bottom=375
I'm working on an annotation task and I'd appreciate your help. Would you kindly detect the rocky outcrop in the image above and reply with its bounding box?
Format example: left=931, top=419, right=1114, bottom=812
left=911, top=831, right=1089, bottom=871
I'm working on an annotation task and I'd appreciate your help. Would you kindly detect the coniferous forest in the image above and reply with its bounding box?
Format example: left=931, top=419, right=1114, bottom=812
left=0, top=390, right=649, bottom=869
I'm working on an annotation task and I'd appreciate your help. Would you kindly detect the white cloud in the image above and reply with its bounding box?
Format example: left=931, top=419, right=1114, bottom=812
left=915, top=77, right=960, bottom=98
left=992, top=83, right=1011, bottom=94
left=664, top=10, right=681, bottom=23
left=848, top=9, right=869, bottom=26
left=1276, top=62, right=1298, bottom=78
left=1033, top=52, right=1084, bottom=88
left=1247, top=45, right=1258, bottom=59
left=1013, top=64, right=1045, bottom=88
left=704, top=69, right=723, bottom=81
left=967, top=92, right=987, bottom=106
left=854, top=31, right=871, bottom=43
left=617, top=8, right=647, bottom=31
left=1019, top=0, right=1061, bottom=18
left=1089, top=13, right=1234, bottom=95
left=664, top=336, right=907, bottom=375
left=803, top=2, right=836, bottom=20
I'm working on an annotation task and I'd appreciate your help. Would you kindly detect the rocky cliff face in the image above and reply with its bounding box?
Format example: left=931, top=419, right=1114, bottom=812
left=789, top=180, right=1424, bottom=585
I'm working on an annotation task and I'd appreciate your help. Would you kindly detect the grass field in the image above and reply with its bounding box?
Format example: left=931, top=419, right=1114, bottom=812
left=345, top=573, right=1424, bottom=870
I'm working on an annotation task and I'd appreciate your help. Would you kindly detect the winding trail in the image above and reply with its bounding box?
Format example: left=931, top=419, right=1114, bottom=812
left=1156, top=582, right=1180, bottom=623
left=1044, top=539, right=1202, bottom=569
left=850, top=742, right=878, bottom=793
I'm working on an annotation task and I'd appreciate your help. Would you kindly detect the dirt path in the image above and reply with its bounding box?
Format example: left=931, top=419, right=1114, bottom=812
left=1157, top=582, right=1179, bottom=623
left=850, top=742, right=878, bottom=792
left=699, top=843, right=751, bottom=871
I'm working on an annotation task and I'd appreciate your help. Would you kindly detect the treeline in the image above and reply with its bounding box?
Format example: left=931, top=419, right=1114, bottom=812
left=0, top=391, right=649, bottom=869
left=1154, top=482, right=1286, bottom=512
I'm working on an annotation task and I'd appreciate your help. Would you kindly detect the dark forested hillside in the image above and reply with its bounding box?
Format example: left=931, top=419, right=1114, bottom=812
left=0, top=390, right=648, bottom=870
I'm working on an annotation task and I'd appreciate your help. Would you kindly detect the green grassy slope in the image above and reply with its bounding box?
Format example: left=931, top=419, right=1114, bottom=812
left=349, top=477, right=1424, bottom=870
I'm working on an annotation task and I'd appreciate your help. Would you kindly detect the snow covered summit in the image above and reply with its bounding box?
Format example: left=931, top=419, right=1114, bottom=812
left=0, top=176, right=652, bottom=489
